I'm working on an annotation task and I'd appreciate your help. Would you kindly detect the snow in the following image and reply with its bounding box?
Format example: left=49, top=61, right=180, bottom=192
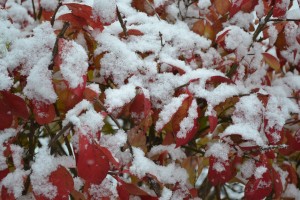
left=60, top=40, right=89, bottom=89
left=176, top=99, right=198, bottom=139
left=1, top=21, right=57, bottom=103
left=197, top=0, right=211, bottom=10
left=2, top=0, right=300, bottom=199
left=240, top=159, right=255, bottom=179
left=148, top=144, right=186, bottom=161
left=1, top=169, right=30, bottom=198
left=273, top=164, right=288, bottom=189
left=23, top=54, right=58, bottom=103
left=221, top=124, right=266, bottom=147
left=268, top=25, right=278, bottom=45
left=93, top=0, right=116, bottom=24
left=104, top=84, right=136, bottom=113
left=153, top=0, right=166, bottom=8
left=254, top=166, right=267, bottom=179
left=221, top=26, right=252, bottom=59
left=155, top=94, right=188, bottom=131
left=232, top=94, right=264, bottom=130
left=286, top=8, right=300, bottom=19
left=159, top=187, right=172, bottom=200
left=283, top=184, right=300, bottom=200
left=130, top=147, right=188, bottom=185
left=100, top=130, right=130, bottom=164
left=0, top=129, right=17, bottom=170
left=88, top=176, right=118, bottom=199
left=10, top=145, right=24, bottom=168
left=31, top=145, right=60, bottom=199
left=87, top=83, right=101, bottom=94
left=276, top=0, right=290, bottom=11
left=225, top=11, right=254, bottom=30
left=64, top=100, right=106, bottom=149
left=6, top=1, right=34, bottom=24
left=205, top=142, right=230, bottom=161
left=31, top=145, right=75, bottom=199
left=40, top=0, right=58, bottom=11
left=255, top=0, right=264, bottom=18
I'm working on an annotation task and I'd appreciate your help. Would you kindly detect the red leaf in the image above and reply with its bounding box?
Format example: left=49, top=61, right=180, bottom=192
left=119, top=29, right=144, bottom=38
left=281, top=163, right=298, bottom=185
left=130, top=88, right=152, bottom=124
left=176, top=118, right=198, bottom=147
left=273, top=0, right=288, bottom=17
left=0, top=101, right=13, bottom=130
left=208, top=156, right=234, bottom=185
left=61, top=3, right=104, bottom=30
left=35, top=166, right=74, bottom=200
left=272, top=168, right=283, bottom=199
left=83, top=87, right=99, bottom=101
left=262, top=53, right=281, bottom=72
left=57, top=13, right=88, bottom=28
left=117, top=184, right=130, bottom=200
left=117, top=179, right=150, bottom=196
left=244, top=170, right=272, bottom=200
left=97, top=146, right=120, bottom=168
left=69, top=75, right=87, bottom=97
left=49, top=166, right=74, bottom=200
left=163, top=63, right=186, bottom=75
left=0, top=168, right=9, bottom=182
left=32, top=101, right=56, bottom=125
left=64, top=3, right=92, bottom=21
left=77, top=135, right=109, bottom=184
left=229, top=0, right=245, bottom=17
left=208, top=115, right=218, bottom=133
left=1, top=186, right=15, bottom=200
left=216, top=29, right=230, bottom=49
left=206, top=75, right=234, bottom=85
left=1, top=91, right=29, bottom=120
left=41, top=10, right=54, bottom=21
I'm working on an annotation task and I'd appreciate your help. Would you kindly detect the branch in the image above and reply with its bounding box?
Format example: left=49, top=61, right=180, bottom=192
left=269, top=18, right=300, bottom=22
left=253, top=7, right=273, bottom=41
left=48, top=122, right=73, bottom=148
left=116, top=7, right=128, bottom=38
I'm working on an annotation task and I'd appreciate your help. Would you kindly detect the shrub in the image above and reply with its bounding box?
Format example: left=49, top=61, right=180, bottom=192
left=0, top=0, right=300, bottom=199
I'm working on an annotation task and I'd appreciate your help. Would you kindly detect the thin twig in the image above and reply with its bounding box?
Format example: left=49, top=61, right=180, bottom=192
left=94, top=98, right=121, bottom=129
left=269, top=18, right=300, bottom=22
left=50, top=1, right=63, bottom=26
left=145, top=0, right=161, bottom=21
left=182, top=145, right=205, bottom=155
left=159, top=32, right=165, bottom=47
left=116, top=6, right=128, bottom=38
left=253, top=7, right=273, bottom=41
left=93, top=98, right=134, bottom=155
left=48, top=122, right=73, bottom=147
left=31, top=0, right=36, bottom=20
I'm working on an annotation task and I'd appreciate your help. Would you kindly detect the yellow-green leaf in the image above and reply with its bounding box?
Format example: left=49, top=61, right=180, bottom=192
left=262, top=53, right=280, bottom=72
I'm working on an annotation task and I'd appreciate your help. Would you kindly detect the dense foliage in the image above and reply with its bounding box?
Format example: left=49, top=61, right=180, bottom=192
left=0, top=0, right=300, bottom=199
